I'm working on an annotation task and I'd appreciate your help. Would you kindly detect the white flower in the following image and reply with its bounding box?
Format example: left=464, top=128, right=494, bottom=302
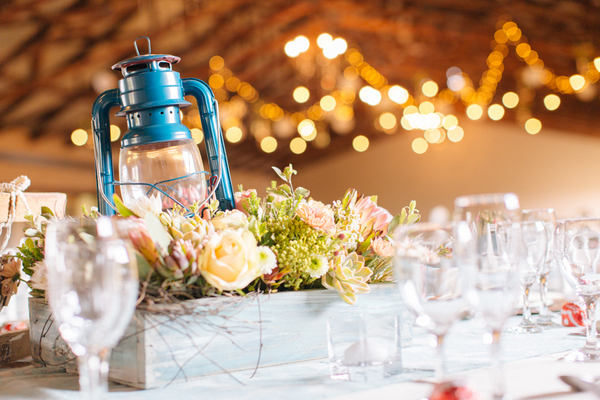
left=308, top=256, right=330, bottom=278
left=256, top=246, right=277, bottom=275
left=29, top=261, right=48, bottom=291
left=126, top=194, right=163, bottom=217
left=211, top=209, right=249, bottom=230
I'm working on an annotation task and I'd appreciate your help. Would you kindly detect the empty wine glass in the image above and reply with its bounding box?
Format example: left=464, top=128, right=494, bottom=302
left=555, top=218, right=600, bottom=362
left=44, top=217, right=139, bottom=399
left=499, top=220, right=547, bottom=333
left=453, top=193, right=522, bottom=400
left=522, top=208, right=558, bottom=326
left=394, top=222, right=468, bottom=380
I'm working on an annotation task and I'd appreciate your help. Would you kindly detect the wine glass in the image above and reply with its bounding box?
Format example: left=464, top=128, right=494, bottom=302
left=44, top=217, right=139, bottom=399
left=522, top=208, right=558, bottom=326
left=555, top=218, right=600, bottom=362
left=499, top=220, right=547, bottom=333
left=393, top=222, right=468, bottom=380
left=453, top=193, right=522, bottom=400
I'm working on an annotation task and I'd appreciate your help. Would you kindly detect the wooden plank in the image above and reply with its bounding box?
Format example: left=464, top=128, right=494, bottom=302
left=0, top=329, right=30, bottom=365
left=29, top=284, right=406, bottom=389
left=0, top=192, right=67, bottom=223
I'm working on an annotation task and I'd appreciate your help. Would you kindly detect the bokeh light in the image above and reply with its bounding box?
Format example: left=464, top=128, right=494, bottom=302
left=412, top=137, right=428, bottom=154
left=543, top=94, right=561, bottom=111
left=352, top=135, right=369, bottom=152
left=293, top=86, right=310, bottom=103
left=290, top=137, right=307, bottom=154
left=525, top=118, right=542, bottom=134
left=71, top=129, right=88, bottom=146
left=260, top=136, right=277, bottom=153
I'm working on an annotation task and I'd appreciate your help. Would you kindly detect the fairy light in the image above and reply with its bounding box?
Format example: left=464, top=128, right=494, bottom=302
left=320, top=95, right=336, bottom=111
left=502, top=92, right=519, bottom=108
left=352, top=135, right=369, bottom=152
left=447, top=126, right=464, bottom=142
left=260, top=136, right=278, bottom=153
left=293, top=86, right=310, bottom=103
left=71, top=129, right=88, bottom=146
left=487, top=104, right=505, bottom=121
left=525, top=118, right=542, bottom=134
left=442, top=115, right=458, bottom=130
left=388, top=85, right=409, bottom=104
left=569, top=74, right=586, bottom=91
left=412, top=138, right=428, bottom=154
left=290, top=137, right=307, bottom=154
left=544, top=94, right=560, bottom=110
left=466, top=104, right=483, bottom=120
left=226, top=127, right=243, bottom=143
left=359, top=86, right=382, bottom=106
left=110, top=125, right=121, bottom=142
left=191, top=128, right=204, bottom=144
left=422, top=81, right=439, bottom=97
left=379, top=112, right=397, bottom=130
left=317, top=33, right=333, bottom=49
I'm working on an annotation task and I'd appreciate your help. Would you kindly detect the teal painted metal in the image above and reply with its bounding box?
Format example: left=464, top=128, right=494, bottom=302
left=91, top=36, right=234, bottom=214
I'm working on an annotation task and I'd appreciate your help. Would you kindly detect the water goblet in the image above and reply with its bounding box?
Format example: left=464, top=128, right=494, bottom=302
left=393, top=222, right=468, bottom=380
left=453, top=193, right=523, bottom=400
left=555, top=218, right=600, bottom=362
left=44, top=217, right=139, bottom=399
left=522, top=208, right=558, bottom=326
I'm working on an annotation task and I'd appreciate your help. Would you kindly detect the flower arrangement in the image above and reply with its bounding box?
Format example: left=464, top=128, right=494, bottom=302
left=15, top=165, right=420, bottom=305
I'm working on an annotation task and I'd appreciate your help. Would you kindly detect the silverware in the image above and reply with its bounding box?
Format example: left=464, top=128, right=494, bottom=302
left=560, top=375, right=600, bottom=397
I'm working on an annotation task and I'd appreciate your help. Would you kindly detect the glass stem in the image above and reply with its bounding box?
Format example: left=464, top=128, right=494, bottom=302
left=583, top=296, right=598, bottom=353
left=434, top=333, right=446, bottom=381
left=521, top=284, right=534, bottom=326
left=490, top=329, right=506, bottom=400
left=77, top=349, right=110, bottom=400
left=538, top=274, right=550, bottom=319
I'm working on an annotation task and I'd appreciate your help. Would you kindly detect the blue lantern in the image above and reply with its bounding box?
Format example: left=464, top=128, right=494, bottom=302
left=91, top=37, right=235, bottom=215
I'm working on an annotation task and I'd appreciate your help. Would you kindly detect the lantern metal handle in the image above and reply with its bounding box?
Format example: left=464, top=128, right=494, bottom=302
left=134, top=36, right=151, bottom=56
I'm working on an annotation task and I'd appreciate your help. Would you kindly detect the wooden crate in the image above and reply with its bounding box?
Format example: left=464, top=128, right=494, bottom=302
left=0, top=328, right=30, bottom=365
left=29, top=284, right=404, bottom=389
left=0, top=192, right=67, bottom=223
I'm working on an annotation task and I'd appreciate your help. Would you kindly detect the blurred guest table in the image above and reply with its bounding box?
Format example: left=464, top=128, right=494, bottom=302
left=2, top=315, right=600, bottom=399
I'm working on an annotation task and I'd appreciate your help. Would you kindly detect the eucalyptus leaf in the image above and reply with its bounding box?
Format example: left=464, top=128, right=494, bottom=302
left=40, top=206, right=55, bottom=217
left=272, top=166, right=286, bottom=182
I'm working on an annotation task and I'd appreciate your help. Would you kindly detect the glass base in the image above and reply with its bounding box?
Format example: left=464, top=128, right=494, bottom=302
left=561, top=348, right=600, bottom=362
left=507, top=324, right=543, bottom=334
left=537, top=310, right=561, bottom=326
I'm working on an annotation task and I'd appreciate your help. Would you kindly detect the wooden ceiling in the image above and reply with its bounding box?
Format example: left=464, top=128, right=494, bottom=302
left=1, top=0, right=600, bottom=175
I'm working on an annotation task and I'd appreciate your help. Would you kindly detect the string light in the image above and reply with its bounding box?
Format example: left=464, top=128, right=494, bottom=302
left=75, top=23, right=600, bottom=154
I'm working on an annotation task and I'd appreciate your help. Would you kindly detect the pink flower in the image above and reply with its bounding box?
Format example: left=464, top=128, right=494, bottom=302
left=235, top=189, right=256, bottom=215
left=355, top=196, right=392, bottom=235
left=296, top=200, right=336, bottom=234
left=371, top=237, right=394, bottom=257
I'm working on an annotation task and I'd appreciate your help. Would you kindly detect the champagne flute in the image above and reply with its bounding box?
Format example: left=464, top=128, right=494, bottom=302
left=45, top=217, right=139, bottom=399
left=393, top=222, right=468, bottom=380
left=500, top=220, right=547, bottom=333
left=555, top=218, right=600, bottom=362
left=453, top=193, right=522, bottom=400
left=522, top=208, right=558, bottom=326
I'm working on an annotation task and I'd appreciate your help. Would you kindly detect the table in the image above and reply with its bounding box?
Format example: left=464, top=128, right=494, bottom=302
left=2, top=316, right=600, bottom=400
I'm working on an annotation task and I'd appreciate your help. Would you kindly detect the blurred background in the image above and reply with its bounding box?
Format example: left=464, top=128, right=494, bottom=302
left=2, top=0, right=600, bottom=221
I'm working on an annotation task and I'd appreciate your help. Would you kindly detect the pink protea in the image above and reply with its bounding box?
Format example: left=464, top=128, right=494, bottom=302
left=355, top=196, right=392, bottom=235
left=296, top=200, right=336, bottom=235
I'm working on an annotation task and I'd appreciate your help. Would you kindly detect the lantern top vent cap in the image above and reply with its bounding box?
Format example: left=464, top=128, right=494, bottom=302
left=111, top=36, right=180, bottom=72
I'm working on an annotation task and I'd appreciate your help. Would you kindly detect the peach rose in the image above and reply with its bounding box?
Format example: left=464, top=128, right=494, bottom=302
left=371, top=237, right=394, bottom=257
left=295, top=200, right=336, bottom=234
left=235, top=189, right=256, bottom=215
left=199, top=229, right=260, bottom=291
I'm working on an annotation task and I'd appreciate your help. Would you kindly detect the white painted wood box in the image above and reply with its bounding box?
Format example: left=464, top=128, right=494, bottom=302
left=28, top=284, right=404, bottom=389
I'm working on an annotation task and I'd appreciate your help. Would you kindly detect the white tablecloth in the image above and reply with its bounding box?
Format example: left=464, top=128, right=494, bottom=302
left=2, top=316, right=600, bottom=400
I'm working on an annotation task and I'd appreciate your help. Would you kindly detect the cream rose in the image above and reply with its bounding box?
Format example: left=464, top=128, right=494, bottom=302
left=211, top=210, right=249, bottom=230
left=199, top=229, right=260, bottom=291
